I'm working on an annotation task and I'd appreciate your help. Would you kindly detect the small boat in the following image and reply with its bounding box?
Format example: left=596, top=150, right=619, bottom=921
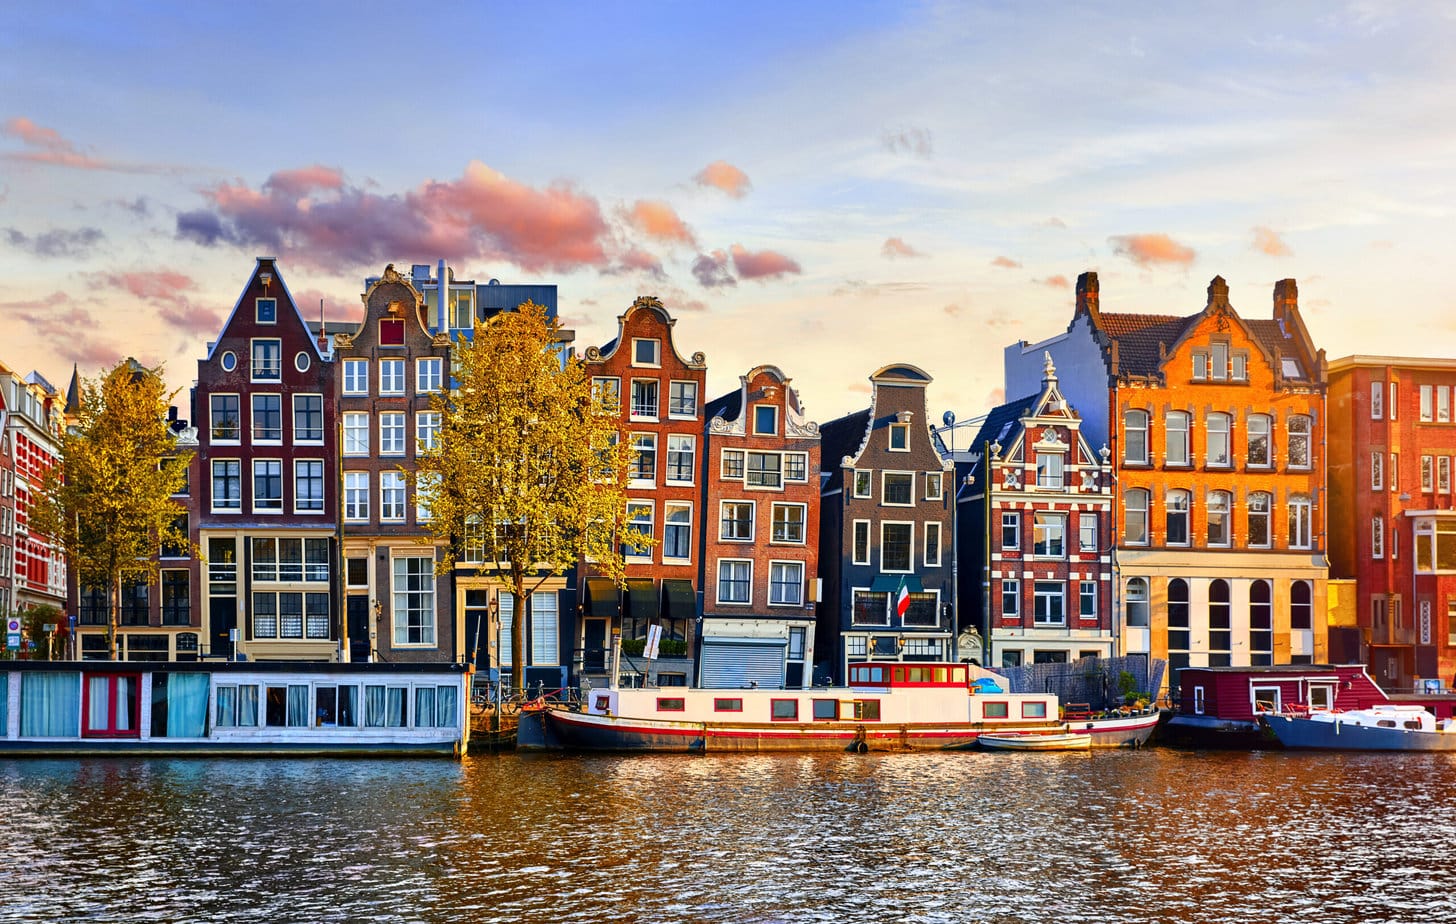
left=978, top=732, right=1091, bottom=752
left=1261, top=704, right=1456, bottom=752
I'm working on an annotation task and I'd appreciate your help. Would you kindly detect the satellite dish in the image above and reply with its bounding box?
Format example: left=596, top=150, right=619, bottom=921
left=942, top=411, right=956, bottom=427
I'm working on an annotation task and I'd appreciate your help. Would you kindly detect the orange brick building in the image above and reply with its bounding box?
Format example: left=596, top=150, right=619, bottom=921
left=1008, top=274, right=1329, bottom=690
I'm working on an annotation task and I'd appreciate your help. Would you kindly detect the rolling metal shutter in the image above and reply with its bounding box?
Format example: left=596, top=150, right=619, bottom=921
left=699, top=637, right=787, bottom=689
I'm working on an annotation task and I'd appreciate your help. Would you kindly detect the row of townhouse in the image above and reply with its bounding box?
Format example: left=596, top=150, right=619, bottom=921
left=53, top=255, right=1456, bottom=695
left=0, top=361, right=67, bottom=630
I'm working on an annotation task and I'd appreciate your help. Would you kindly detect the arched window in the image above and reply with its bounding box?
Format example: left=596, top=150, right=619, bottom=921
left=1290, top=580, right=1313, bottom=630
left=1209, top=579, right=1232, bottom=666
left=1289, top=494, right=1313, bottom=549
left=1248, top=492, right=1272, bottom=548
left=1167, top=578, right=1190, bottom=673
left=1166, top=489, right=1190, bottom=545
left=1206, top=412, right=1231, bottom=467
left=1125, top=410, right=1149, bottom=464
left=1125, top=577, right=1149, bottom=627
left=1250, top=580, right=1273, bottom=666
left=1207, top=490, right=1232, bottom=546
left=1125, top=488, right=1150, bottom=545
left=1247, top=414, right=1271, bottom=468
left=1288, top=415, right=1312, bottom=469
left=1166, top=410, right=1190, bottom=466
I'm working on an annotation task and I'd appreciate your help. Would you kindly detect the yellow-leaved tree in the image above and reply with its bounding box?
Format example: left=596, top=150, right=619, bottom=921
left=414, top=301, right=647, bottom=694
left=32, top=360, right=192, bottom=660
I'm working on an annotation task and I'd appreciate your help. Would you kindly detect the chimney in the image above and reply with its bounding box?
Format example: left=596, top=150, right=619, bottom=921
left=1206, top=276, right=1230, bottom=310
left=1076, top=271, right=1100, bottom=321
left=1273, top=278, right=1298, bottom=323
left=437, top=258, right=447, bottom=334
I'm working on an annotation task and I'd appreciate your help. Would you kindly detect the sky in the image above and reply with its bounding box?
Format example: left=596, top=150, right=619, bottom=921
left=4, top=1, right=1456, bottom=424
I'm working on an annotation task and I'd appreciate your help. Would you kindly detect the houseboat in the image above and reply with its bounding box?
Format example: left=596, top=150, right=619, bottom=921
left=1261, top=704, right=1456, bottom=752
left=527, top=661, right=1158, bottom=753
left=0, top=660, right=471, bottom=757
left=1164, top=664, right=1456, bottom=749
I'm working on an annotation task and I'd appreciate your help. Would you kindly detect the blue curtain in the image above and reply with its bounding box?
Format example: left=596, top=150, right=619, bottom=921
left=165, top=673, right=209, bottom=738
left=216, top=686, right=237, bottom=727
left=435, top=686, right=458, bottom=729
left=386, top=687, right=405, bottom=727
left=415, top=687, right=436, bottom=728
left=287, top=685, right=308, bottom=727
left=365, top=685, right=386, bottom=727
left=21, top=672, right=80, bottom=737
left=238, top=685, right=258, bottom=726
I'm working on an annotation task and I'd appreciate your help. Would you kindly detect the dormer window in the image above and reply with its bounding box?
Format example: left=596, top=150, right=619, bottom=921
left=888, top=423, right=909, bottom=451
left=633, top=338, right=661, bottom=367
left=256, top=298, right=277, bottom=324
left=753, top=405, right=778, bottom=436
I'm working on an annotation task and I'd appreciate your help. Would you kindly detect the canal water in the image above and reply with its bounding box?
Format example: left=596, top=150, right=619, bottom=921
left=1, top=748, right=1453, bottom=923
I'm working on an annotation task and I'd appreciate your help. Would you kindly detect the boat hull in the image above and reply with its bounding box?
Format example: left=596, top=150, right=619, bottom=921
left=979, top=733, right=1091, bottom=751
left=1067, top=711, right=1160, bottom=748
left=1262, top=714, right=1456, bottom=752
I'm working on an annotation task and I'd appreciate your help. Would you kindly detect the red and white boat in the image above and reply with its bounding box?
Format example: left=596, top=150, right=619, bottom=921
left=534, top=662, right=1159, bottom=752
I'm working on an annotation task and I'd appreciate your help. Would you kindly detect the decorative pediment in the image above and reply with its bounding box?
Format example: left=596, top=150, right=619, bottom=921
left=710, top=415, right=745, bottom=436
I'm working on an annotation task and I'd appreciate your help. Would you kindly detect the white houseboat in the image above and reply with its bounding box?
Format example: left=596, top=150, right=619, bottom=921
left=0, top=661, right=471, bottom=757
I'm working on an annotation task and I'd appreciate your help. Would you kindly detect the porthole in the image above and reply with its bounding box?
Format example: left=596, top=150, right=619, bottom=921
left=295, top=352, right=311, bottom=372
left=220, top=351, right=237, bottom=372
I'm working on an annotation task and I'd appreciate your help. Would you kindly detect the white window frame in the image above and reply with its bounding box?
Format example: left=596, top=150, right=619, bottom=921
left=1079, top=513, right=1097, bottom=552
left=924, top=521, right=942, bottom=567
left=1033, top=581, right=1066, bottom=627
left=665, top=434, right=695, bottom=485
left=344, top=472, right=369, bottom=522
left=1165, top=410, right=1190, bottom=466
left=1207, top=490, right=1232, bottom=547
left=343, top=359, right=369, bottom=396
left=256, top=296, right=277, bottom=325
left=379, top=412, right=407, bottom=457
left=668, top=379, right=698, bottom=418
left=925, top=471, right=943, bottom=500
left=1001, top=511, right=1020, bottom=550
left=251, top=338, right=282, bottom=382
left=391, top=555, right=436, bottom=647
left=629, top=378, right=659, bottom=421
left=1206, top=412, right=1231, bottom=468
left=716, top=558, right=752, bottom=605
left=1421, top=384, right=1434, bottom=421
left=852, top=519, right=871, bottom=565
left=1032, top=511, right=1066, bottom=558
left=1079, top=580, right=1097, bottom=619
left=293, top=459, right=325, bottom=514
left=719, top=500, right=754, bottom=542
left=592, top=376, right=621, bottom=411
left=1372, top=516, right=1385, bottom=559
left=1124, top=488, right=1150, bottom=545
left=879, top=521, right=914, bottom=574
left=379, top=359, right=406, bottom=396
left=888, top=422, right=910, bottom=452
left=1246, top=413, right=1271, bottom=468
left=626, top=501, right=654, bottom=560
left=416, top=411, right=440, bottom=452
left=881, top=470, right=915, bottom=507
left=380, top=471, right=406, bottom=522
left=720, top=448, right=745, bottom=482
left=292, top=393, right=324, bottom=445
left=252, top=458, right=283, bottom=513
left=1124, top=409, right=1148, bottom=464
left=768, top=560, right=804, bottom=607
left=629, top=432, right=657, bottom=486
left=211, top=458, right=241, bottom=513
left=1001, top=579, right=1020, bottom=617
left=416, top=357, right=443, bottom=394
left=752, top=404, right=779, bottom=436
left=662, top=501, right=692, bottom=562
left=1371, top=381, right=1384, bottom=419
left=210, top=393, right=241, bottom=444
left=343, top=412, right=369, bottom=456
left=1288, top=495, right=1313, bottom=550
left=1248, top=492, right=1272, bottom=548
left=770, top=502, right=807, bottom=544
left=1371, top=451, right=1383, bottom=491
left=852, top=469, right=872, bottom=499
left=251, top=393, right=283, bottom=444
left=632, top=338, right=661, bottom=367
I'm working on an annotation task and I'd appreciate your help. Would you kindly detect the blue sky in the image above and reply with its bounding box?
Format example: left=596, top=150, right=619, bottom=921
left=4, top=1, right=1455, bottom=420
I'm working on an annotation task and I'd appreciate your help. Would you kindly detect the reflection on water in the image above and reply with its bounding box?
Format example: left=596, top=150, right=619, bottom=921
left=2, top=749, right=1455, bottom=923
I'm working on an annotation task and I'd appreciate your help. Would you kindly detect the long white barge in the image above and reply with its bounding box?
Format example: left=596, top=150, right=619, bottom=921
left=0, top=660, right=471, bottom=757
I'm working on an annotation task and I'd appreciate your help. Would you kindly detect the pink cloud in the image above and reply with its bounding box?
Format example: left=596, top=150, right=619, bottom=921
left=1109, top=233, right=1196, bottom=268
left=623, top=200, right=696, bottom=246
left=730, top=244, right=801, bottom=281
left=185, top=160, right=613, bottom=274
left=943, top=303, right=963, bottom=317
left=4, top=292, right=117, bottom=368
left=1, top=117, right=168, bottom=174
left=881, top=237, right=924, bottom=259
left=692, top=250, right=735, bottom=288
left=1038, top=275, right=1071, bottom=288
left=694, top=161, right=752, bottom=198
left=87, top=270, right=224, bottom=339
left=613, top=247, right=666, bottom=279
left=991, top=256, right=1021, bottom=269
left=1252, top=226, right=1291, bottom=257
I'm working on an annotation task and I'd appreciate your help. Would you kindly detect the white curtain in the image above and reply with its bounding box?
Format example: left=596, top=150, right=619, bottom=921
left=21, top=672, right=80, bottom=737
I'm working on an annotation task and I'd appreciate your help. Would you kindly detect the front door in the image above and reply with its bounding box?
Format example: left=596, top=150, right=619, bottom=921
left=583, top=618, right=608, bottom=673
left=346, top=596, right=370, bottom=663
left=210, top=598, right=236, bottom=660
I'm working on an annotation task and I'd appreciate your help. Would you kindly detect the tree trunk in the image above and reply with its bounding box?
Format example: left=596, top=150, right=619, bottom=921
left=512, top=570, right=528, bottom=697
left=108, top=574, right=119, bottom=661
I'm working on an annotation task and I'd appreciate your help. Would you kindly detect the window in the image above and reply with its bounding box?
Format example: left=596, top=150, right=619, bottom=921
left=1206, top=412, right=1231, bottom=467
left=1231, top=353, right=1248, bottom=381
left=1441, top=386, right=1452, bottom=423
left=630, top=379, right=659, bottom=419
left=1079, top=513, right=1097, bottom=552
left=161, top=570, right=190, bottom=626
left=1001, top=579, right=1020, bottom=617
left=903, top=593, right=938, bottom=627
left=925, top=471, right=943, bottom=500
left=343, top=359, right=368, bottom=395
left=924, top=521, right=942, bottom=567
left=210, top=394, right=240, bottom=442
left=380, top=471, right=406, bottom=521
left=1371, top=451, right=1383, bottom=491
left=343, top=412, right=369, bottom=455
left=1036, top=452, right=1064, bottom=489
left=415, top=472, right=437, bottom=522
left=253, top=460, right=282, bottom=511
left=1125, top=578, right=1149, bottom=627
left=1290, top=580, right=1313, bottom=630
left=211, top=460, right=241, bottom=511
left=888, top=423, right=909, bottom=451
left=1248, top=492, right=1272, bottom=547
left=1079, top=581, right=1096, bottom=619
left=1001, top=512, right=1020, bottom=550
left=1288, top=494, right=1313, bottom=549
left=852, top=520, right=870, bottom=564
left=771, top=699, right=798, bottom=721
left=770, top=561, right=804, bottom=605
left=255, top=296, right=277, bottom=324
left=881, top=523, right=912, bottom=571
left=1372, top=517, right=1385, bottom=559
left=1033, top=512, right=1065, bottom=557
left=417, top=411, right=440, bottom=452
left=1124, top=410, right=1148, bottom=463
left=1208, top=579, right=1231, bottom=666
left=251, top=339, right=281, bottom=381
left=1207, top=491, right=1231, bottom=547
left=1442, top=457, right=1452, bottom=494
left=666, top=435, right=695, bottom=484
left=772, top=503, right=805, bottom=543
left=668, top=380, right=698, bottom=418
left=1165, top=411, right=1190, bottom=466
left=251, top=537, right=329, bottom=583
left=717, top=560, right=751, bottom=604
left=1423, top=455, right=1435, bottom=492
left=1124, top=488, right=1149, bottom=545
left=592, top=376, right=621, bottom=412
left=721, top=449, right=745, bottom=480
left=379, top=359, right=405, bottom=396
left=1210, top=341, right=1229, bottom=380
left=417, top=357, right=442, bottom=393
left=294, top=460, right=324, bottom=513
left=251, top=394, right=282, bottom=443
left=1390, top=453, right=1399, bottom=493
left=785, top=453, right=809, bottom=483
left=1167, top=578, right=1190, bottom=669
left=630, top=433, right=657, bottom=483
left=1421, top=384, right=1434, bottom=421
left=853, top=470, right=872, bottom=498
left=1287, top=415, right=1311, bottom=469
left=83, top=674, right=140, bottom=738
left=393, top=557, right=435, bottom=646
left=290, top=394, right=323, bottom=444
left=1166, top=490, right=1190, bottom=546
left=720, top=501, right=754, bottom=542
left=1193, top=352, right=1208, bottom=380
left=662, top=502, right=692, bottom=560
left=1370, top=381, right=1384, bottom=419
left=633, top=338, right=660, bottom=366
left=626, top=502, right=654, bottom=557
left=883, top=472, right=913, bottom=505
left=1033, top=582, right=1065, bottom=626
left=746, top=452, right=782, bottom=488
left=853, top=591, right=890, bottom=626
left=1247, top=414, right=1271, bottom=468
left=344, top=472, right=369, bottom=521
left=753, top=405, right=778, bottom=435
left=380, top=412, right=406, bottom=456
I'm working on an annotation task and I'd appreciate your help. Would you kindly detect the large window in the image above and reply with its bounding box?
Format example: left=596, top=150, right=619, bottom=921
left=771, top=503, right=805, bottom=543
left=343, top=412, right=369, bottom=455
left=161, top=569, right=190, bottom=626
left=294, top=460, right=324, bottom=513
left=1206, top=413, right=1231, bottom=467
left=852, top=590, right=890, bottom=626
left=1125, top=578, right=1149, bottom=627
left=1288, top=494, right=1313, bottom=549
left=416, top=357, right=442, bottom=393
left=770, top=561, right=804, bottom=606
left=1250, top=580, right=1273, bottom=666
left=251, top=537, right=329, bottom=583
left=343, top=359, right=368, bottom=395
left=253, top=460, right=283, bottom=512
left=1124, top=488, right=1149, bottom=545
left=1036, top=452, right=1064, bottom=489
left=1290, top=580, right=1313, bottom=630
left=290, top=394, right=322, bottom=444
left=380, top=412, right=406, bottom=456
left=1165, top=411, right=1190, bottom=466
left=251, top=339, right=281, bottom=381
left=881, top=523, right=912, bottom=572
left=717, top=560, right=751, bottom=604
left=1208, top=579, right=1231, bottom=667
left=380, top=471, right=406, bottom=522
left=746, top=453, right=782, bottom=488
left=393, top=557, right=435, bottom=646
left=379, top=359, right=405, bottom=396
left=344, top=472, right=369, bottom=521
left=210, top=394, right=240, bottom=442
left=1001, top=579, right=1020, bottom=617
left=630, top=379, right=659, bottom=419
left=666, top=435, right=695, bottom=484
left=1167, top=578, right=1189, bottom=672
left=212, top=459, right=241, bottom=511
left=1033, top=512, right=1065, bottom=557
left=1287, top=416, right=1312, bottom=469
left=626, top=502, right=654, bottom=557
left=1248, top=492, right=1272, bottom=548
left=1124, top=410, right=1148, bottom=464
left=252, top=394, right=282, bottom=443
left=630, top=433, right=657, bottom=482
left=668, top=380, right=697, bottom=417
left=1207, top=491, right=1231, bottom=547
left=252, top=592, right=330, bottom=640
left=1001, top=512, right=1020, bottom=550
left=1414, top=519, right=1456, bottom=572
left=883, top=472, right=914, bottom=505
left=1247, top=414, right=1271, bottom=468
left=1033, top=582, right=1065, bottom=626
left=417, top=411, right=440, bottom=452
left=1079, top=513, right=1097, bottom=552
left=720, top=501, right=753, bottom=541
left=662, top=502, right=691, bottom=560
left=1166, top=490, right=1190, bottom=546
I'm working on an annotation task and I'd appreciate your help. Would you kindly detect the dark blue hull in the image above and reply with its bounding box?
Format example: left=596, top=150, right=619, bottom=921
left=1262, top=714, right=1456, bottom=751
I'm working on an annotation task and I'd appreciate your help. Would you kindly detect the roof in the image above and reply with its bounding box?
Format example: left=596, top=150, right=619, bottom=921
left=818, top=408, right=870, bottom=490
left=962, top=392, right=1039, bottom=482
left=1098, top=312, right=1194, bottom=377
left=703, top=387, right=741, bottom=426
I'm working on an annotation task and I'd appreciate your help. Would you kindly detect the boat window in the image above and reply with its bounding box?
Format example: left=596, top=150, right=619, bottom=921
left=656, top=697, right=686, bottom=712
left=265, top=685, right=310, bottom=728
left=1377, top=720, right=1396, bottom=728
left=813, top=699, right=839, bottom=721
left=934, top=667, right=948, bottom=683
left=415, top=687, right=438, bottom=726
left=771, top=699, right=798, bottom=721
left=714, top=698, right=743, bottom=712
left=1405, top=720, right=1423, bottom=730
left=853, top=700, right=880, bottom=721
left=893, top=667, right=907, bottom=684
left=908, top=667, right=932, bottom=683
left=83, top=673, right=142, bottom=738
left=1023, top=702, right=1048, bottom=719
left=983, top=701, right=1009, bottom=719
left=0, top=672, right=6, bottom=738
left=316, top=686, right=339, bottom=727
left=1308, top=686, right=1333, bottom=710
left=593, top=694, right=612, bottom=712
left=952, top=667, right=966, bottom=684
left=1251, top=686, right=1282, bottom=714
left=364, top=685, right=407, bottom=728
left=1193, top=686, right=1205, bottom=715
left=20, top=673, right=81, bottom=737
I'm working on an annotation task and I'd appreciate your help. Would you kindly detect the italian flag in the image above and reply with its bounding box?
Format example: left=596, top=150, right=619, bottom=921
left=895, top=578, right=911, bottom=618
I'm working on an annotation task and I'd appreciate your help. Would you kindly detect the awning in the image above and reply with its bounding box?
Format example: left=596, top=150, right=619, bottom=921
left=869, top=575, right=924, bottom=594
left=585, top=578, right=620, bottom=617
left=625, top=579, right=658, bottom=621
left=662, top=580, right=697, bottom=621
